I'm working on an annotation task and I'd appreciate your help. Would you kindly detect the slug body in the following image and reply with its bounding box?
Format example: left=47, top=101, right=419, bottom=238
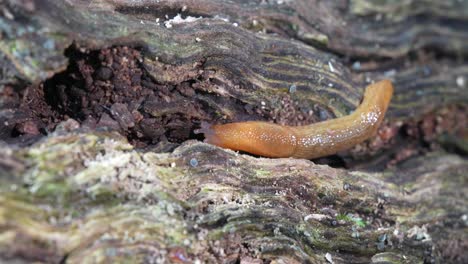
left=196, top=80, right=394, bottom=159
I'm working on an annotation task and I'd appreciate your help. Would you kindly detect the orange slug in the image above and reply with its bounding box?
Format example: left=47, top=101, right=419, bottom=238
left=195, top=79, right=393, bottom=159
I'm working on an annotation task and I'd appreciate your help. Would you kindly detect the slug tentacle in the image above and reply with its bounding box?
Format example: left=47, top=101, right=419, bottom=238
left=194, top=121, right=220, bottom=145
left=197, top=79, right=393, bottom=159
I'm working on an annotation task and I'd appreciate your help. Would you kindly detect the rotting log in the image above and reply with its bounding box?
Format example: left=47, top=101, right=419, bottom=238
left=2, top=0, right=467, bottom=119
left=1, top=130, right=467, bottom=263
left=0, top=0, right=467, bottom=263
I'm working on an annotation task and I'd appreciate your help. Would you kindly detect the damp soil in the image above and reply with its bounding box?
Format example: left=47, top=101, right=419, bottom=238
left=0, top=45, right=466, bottom=168
left=1, top=45, right=211, bottom=150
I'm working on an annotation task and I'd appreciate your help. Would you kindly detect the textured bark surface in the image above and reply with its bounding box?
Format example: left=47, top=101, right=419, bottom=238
left=0, top=0, right=467, bottom=263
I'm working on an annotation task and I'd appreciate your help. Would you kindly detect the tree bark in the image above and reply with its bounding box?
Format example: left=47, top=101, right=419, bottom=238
left=0, top=0, right=467, bottom=263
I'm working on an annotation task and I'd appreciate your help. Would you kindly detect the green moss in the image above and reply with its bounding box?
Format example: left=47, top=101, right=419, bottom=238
left=336, top=214, right=352, bottom=222
left=336, top=214, right=367, bottom=228
left=29, top=181, right=70, bottom=199
left=1, top=127, right=466, bottom=262
left=254, top=168, right=272, bottom=178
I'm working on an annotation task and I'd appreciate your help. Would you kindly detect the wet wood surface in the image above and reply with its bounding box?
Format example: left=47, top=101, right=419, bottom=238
left=0, top=0, right=467, bottom=263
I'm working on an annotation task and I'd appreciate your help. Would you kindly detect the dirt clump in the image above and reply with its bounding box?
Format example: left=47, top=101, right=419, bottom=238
left=2, top=45, right=208, bottom=148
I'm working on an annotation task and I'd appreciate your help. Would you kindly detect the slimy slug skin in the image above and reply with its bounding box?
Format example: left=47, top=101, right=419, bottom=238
left=196, top=80, right=394, bottom=159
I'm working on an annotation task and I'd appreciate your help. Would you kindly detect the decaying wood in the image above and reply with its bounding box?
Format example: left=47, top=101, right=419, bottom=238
left=1, top=130, right=467, bottom=263
left=0, top=0, right=467, bottom=263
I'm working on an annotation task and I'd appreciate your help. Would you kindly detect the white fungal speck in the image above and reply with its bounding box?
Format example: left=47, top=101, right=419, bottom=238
left=213, top=15, right=229, bottom=22
left=304, top=214, right=329, bottom=222
left=456, top=76, right=465, bottom=87
left=328, top=61, right=336, bottom=73
left=164, top=13, right=202, bottom=29
left=3, top=8, right=14, bottom=20
left=461, top=214, right=467, bottom=221
left=384, top=69, right=396, bottom=77
left=325, top=252, right=334, bottom=264
left=375, top=13, right=382, bottom=21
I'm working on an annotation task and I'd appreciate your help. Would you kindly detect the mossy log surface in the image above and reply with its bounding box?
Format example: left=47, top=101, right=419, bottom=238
left=1, top=130, right=467, bottom=263
left=0, top=0, right=467, bottom=263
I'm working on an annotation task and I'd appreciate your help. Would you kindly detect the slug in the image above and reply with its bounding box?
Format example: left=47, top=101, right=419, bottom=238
left=195, top=79, right=393, bottom=159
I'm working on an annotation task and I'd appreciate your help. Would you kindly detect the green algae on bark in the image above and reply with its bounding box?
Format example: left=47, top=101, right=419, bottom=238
left=1, top=130, right=466, bottom=263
